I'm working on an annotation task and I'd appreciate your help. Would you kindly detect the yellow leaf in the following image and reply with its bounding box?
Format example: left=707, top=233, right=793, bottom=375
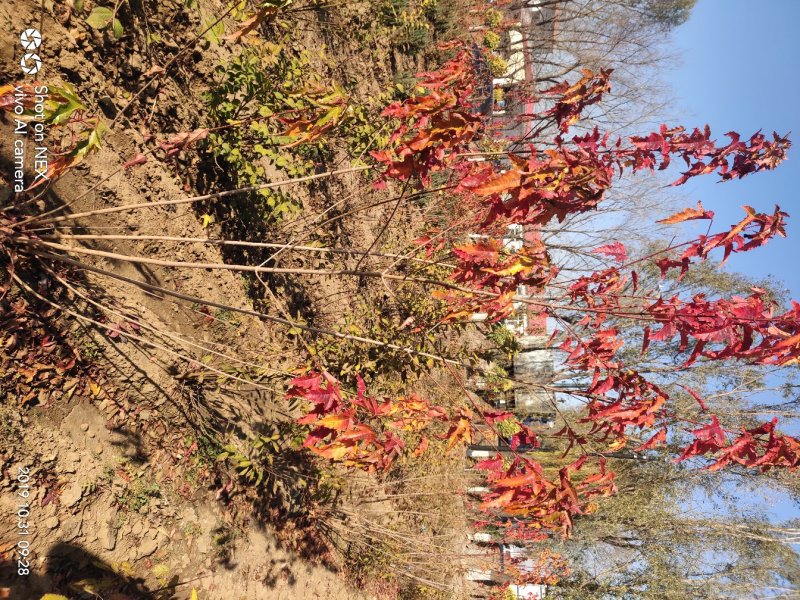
left=311, top=443, right=350, bottom=461
left=191, top=589, right=199, bottom=600
left=608, top=437, right=627, bottom=451
left=152, top=563, right=170, bottom=579
left=201, top=214, right=214, bottom=228
left=485, top=254, right=537, bottom=278
left=89, top=381, right=102, bottom=397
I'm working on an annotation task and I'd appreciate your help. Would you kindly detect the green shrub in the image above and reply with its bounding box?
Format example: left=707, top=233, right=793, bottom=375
left=484, top=8, right=503, bottom=28
left=486, top=324, right=520, bottom=358
left=487, top=53, right=508, bottom=77
left=483, top=31, right=500, bottom=50
left=496, top=417, right=521, bottom=438
left=203, top=42, right=329, bottom=222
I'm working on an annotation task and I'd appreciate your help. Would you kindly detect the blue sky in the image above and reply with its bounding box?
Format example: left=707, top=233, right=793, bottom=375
left=667, top=0, right=800, bottom=298
left=667, top=0, right=800, bottom=527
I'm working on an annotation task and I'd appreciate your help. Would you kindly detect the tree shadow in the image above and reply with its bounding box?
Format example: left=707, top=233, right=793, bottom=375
left=0, top=542, right=185, bottom=599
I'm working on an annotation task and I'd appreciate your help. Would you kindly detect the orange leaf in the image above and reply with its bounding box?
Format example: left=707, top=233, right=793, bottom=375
left=608, top=437, right=627, bottom=451
left=484, top=254, right=537, bottom=277
left=413, top=435, right=429, bottom=458
left=657, top=201, right=714, bottom=224
left=223, top=6, right=277, bottom=42
left=317, top=413, right=354, bottom=431
left=453, top=241, right=501, bottom=264
left=337, top=424, right=377, bottom=443
left=314, top=443, right=351, bottom=461
left=445, top=410, right=473, bottom=450
left=718, top=205, right=757, bottom=245
left=471, top=169, right=522, bottom=196
left=480, top=489, right=515, bottom=510
left=633, top=427, right=667, bottom=452
left=774, top=332, right=800, bottom=350
left=493, top=472, right=540, bottom=488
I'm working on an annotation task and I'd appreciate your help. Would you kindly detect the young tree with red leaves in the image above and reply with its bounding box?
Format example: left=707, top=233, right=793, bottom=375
left=283, top=43, right=798, bottom=593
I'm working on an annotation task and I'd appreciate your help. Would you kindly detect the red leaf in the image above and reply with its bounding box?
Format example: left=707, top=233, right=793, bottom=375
left=641, top=326, right=652, bottom=354
left=682, top=386, right=708, bottom=411
left=589, top=376, right=616, bottom=396
left=591, top=242, right=627, bottom=263
left=510, top=425, right=540, bottom=450
left=453, top=241, right=501, bottom=265
left=475, top=454, right=504, bottom=471
left=482, top=409, right=514, bottom=424
left=692, top=415, right=725, bottom=445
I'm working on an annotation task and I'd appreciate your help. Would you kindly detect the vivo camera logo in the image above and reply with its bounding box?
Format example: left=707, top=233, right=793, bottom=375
left=19, top=28, right=42, bottom=75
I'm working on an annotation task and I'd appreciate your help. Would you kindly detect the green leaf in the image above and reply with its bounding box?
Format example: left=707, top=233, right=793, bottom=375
left=316, top=106, right=341, bottom=128
left=203, top=19, right=225, bottom=44
left=112, top=18, right=124, bottom=39
left=76, top=121, right=108, bottom=158
left=86, top=6, right=114, bottom=29
left=47, top=84, right=85, bottom=125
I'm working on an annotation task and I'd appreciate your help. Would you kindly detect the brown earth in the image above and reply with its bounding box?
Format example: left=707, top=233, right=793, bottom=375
left=0, top=0, right=439, bottom=598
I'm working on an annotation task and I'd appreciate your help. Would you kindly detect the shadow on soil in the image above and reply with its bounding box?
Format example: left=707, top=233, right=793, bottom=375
left=0, top=542, right=179, bottom=599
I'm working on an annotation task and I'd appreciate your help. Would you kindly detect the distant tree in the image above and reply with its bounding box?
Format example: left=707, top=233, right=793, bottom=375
left=491, top=0, right=683, bottom=138
left=551, top=458, right=800, bottom=599
left=636, top=0, right=698, bottom=29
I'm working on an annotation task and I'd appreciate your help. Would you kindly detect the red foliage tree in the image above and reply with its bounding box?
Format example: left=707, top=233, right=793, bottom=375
left=286, top=43, right=797, bottom=587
